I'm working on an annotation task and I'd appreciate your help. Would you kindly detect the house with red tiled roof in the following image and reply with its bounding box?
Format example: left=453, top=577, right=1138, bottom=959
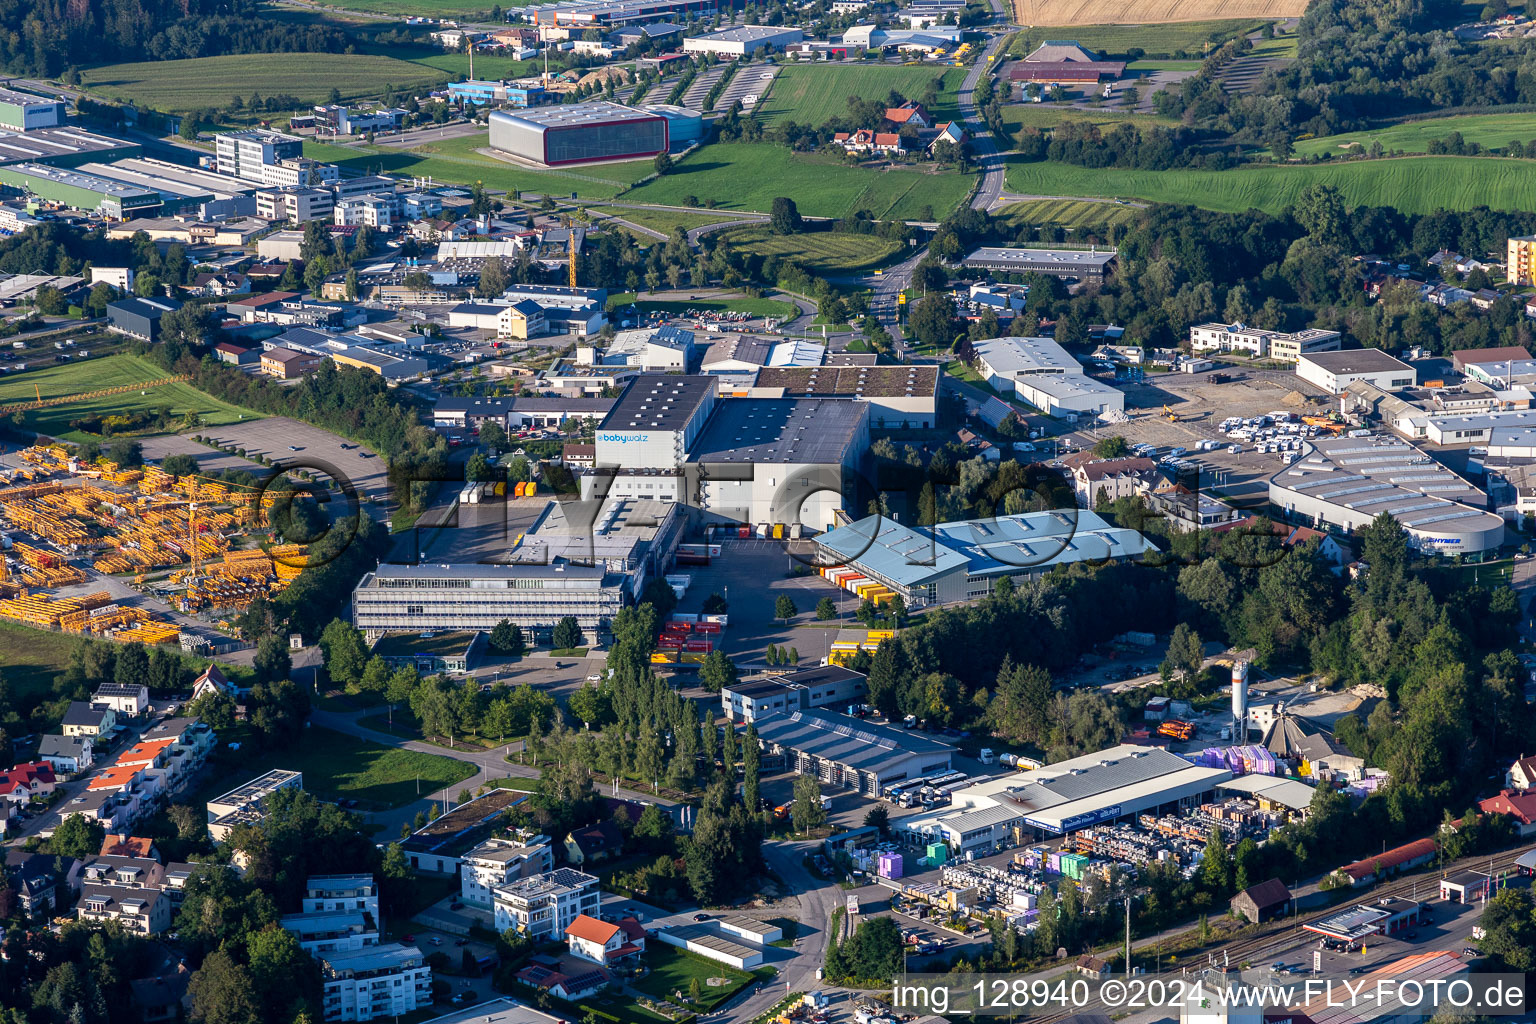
left=832, top=129, right=903, bottom=155
left=100, top=834, right=161, bottom=861
left=0, top=762, right=57, bottom=809
left=1480, top=789, right=1536, bottom=835
left=565, top=913, right=645, bottom=965
left=515, top=963, right=610, bottom=1000
left=884, top=104, right=930, bottom=128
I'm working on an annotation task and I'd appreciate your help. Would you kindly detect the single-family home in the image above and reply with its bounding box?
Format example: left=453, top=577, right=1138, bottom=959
left=1479, top=789, right=1536, bottom=836
left=189, top=272, right=251, bottom=298
left=515, top=964, right=611, bottom=1001
left=92, top=682, right=149, bottom=717
left=565, top=913, right=646, bottom=966
left=832, top=129, right=902, bottom=155
left=1507, top=755, right=1536, bottom=791
left=38, top=734, right=93, bottom=774
left=0, top=761, right=57, bottom=809
left=4, top=849, right=80, bottom=916
left=884, top=104, right=931, bottom=129
left=61, top=701, right=115, bottom=738
left=563, top=820, right=623, bottom=865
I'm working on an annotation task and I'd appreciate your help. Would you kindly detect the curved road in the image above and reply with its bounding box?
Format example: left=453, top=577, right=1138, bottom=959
left=960, top=32, right=1014, bottom=213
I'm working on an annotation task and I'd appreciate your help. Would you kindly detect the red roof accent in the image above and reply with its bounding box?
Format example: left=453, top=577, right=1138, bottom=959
left=1479, top=789, right=1536, bottom=825
left=228, top=290, right=298, bottom=308
left=565, top=914, right=621, bottom=945
left=100, top=835, right=156, bottom=858
left=1335, top=837, right=1437, bottom=881
left=0, top=761, right=55, bottom=794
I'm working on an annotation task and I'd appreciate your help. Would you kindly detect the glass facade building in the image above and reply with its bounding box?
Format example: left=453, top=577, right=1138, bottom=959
left=489, top=102, right=668, bottom=167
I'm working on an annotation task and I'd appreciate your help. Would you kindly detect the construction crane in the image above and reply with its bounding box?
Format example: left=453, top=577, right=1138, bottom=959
left=562, top=214, right=579, bottom=288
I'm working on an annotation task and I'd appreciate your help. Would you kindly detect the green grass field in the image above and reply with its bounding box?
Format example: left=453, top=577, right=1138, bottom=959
left=238, top=727, right=475, bottom=809
left=1000, top=104, right=1180, bottom=130
left=1003, top=155, right=1536, bottom=214
left=80, top=54, right=447, bottom=111
left=624, top=142, right=975, bottom=219
left=0, top=621, right=92, bottom=701
left=995, top=197, right=1140, bottom=230
left=410, top=53, right=539, bottom=80
left=305, top=0, right=536, bottom=15
left=606, top=207, right=741, bottom=235
left=1007, top=20, right=1265, bottom=58
left=1294, top=112, right=1536, bottom=156
left=607, top=292, right=799, bottom=318
left=0, top=354, right=260, bottom=442
left=306, top=133, right=652, bottom=200
left=634, top=947, right=755, bottom=1010
left=759, top=64, right=959, bottom=127
left=717, top=226, right=903, bottom=273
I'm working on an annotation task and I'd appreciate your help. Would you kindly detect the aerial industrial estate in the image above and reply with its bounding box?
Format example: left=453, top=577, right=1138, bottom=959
left=2, top=0, right=1536, bottom=1022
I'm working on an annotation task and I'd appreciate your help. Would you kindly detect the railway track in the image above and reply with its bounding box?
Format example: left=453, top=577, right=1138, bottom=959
left=1024, top=840, right=1536, bottom=1024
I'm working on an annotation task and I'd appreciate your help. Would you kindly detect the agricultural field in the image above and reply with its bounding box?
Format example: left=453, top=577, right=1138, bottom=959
left=1006, top=19, right=1265, bottom=56
left=623, top=142, right=976, bottom=219
left=0, top=621, right=96, bottom=701
left=1293, top=112, right=1536, bottom=156
left=1002, top=155, right=1536, bottom=215
left=0, top=354, right=260, bottom=442
left=994, top=197, right=1141, bottom=230
left=1000, top=104, right=1179, bottom=131
left=309, top=133, right=653, bottom=201
left=79, top=54, right=446, bottom=111
left=716, top=226, right=903, bottom=274
left=758, top=64, right=959, bottom=127
left=1013, top=0, right=1307, bottom=25
left=410, top=53, right=538, bottom=80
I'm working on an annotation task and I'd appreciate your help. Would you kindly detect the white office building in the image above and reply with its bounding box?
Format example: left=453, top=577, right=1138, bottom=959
left=491, top=868, right=601, bottom=940
left=1296, top=350, right=1416, bottom=395
left=1189, top=322, right=1341, bottom=362
left=215, top=129, right=340, bottom=187
left=319, top=944, right=432, bottom=1022
left=683, top=25, right=803, bottom=54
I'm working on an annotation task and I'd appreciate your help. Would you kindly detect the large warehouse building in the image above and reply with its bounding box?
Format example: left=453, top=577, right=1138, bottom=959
left=0, top=163, right=161, bottom=219
left=748, top=708, right=953, bottom=797
left=583, top=374, right=870, bottom=532
left=682, top=25, right=803, bottom=55
left=0, top=87, right=64, bottom=132
left=813, top=509, right=1149, bottom=607
left=1269, top=435, right=1505, bottom=554
left=961, top=246, right=1117, bottom=283
left=970, top=336, right=1124, bottom=417
left=490, top=102, right=668, bottom=168
left=897, top=744, right=1233, bottom=857
left=751, top=365, right=939, bottom=429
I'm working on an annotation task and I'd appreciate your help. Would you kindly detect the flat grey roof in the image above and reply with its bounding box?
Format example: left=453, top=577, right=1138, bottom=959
left=1300, top=349, right=1413, bottom=374
left=0, top=127, right=130, bottom=165
left=603, top=374, right=715, bottom=432
left=366, top=563, right=609, bottom=582
left=0, top=162, right=157, bottom=200
left=422, top=999, right=566, bottom=1024
left=688, top=397, right=866, bottom=464
left=754, top=364, right=938, bottom=397
left=963, top=246, right=1117, bottom=268
left=0, top=87, right=59, bottom=107
left=662, top=923, right=761, bottom=960
left=750, top=708, right=950, bottom=776
left=693, top=24, right=802, bottom=40
left=496, top=101, right=663, bottom=130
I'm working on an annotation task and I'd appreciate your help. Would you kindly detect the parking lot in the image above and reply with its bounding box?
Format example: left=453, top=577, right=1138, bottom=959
left=196, top=416, right=392, bottom=500
left=718, top=64, right=779, bottom=113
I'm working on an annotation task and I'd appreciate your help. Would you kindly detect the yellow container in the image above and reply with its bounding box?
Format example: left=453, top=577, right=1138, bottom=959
left=772, top=523, right=784, bottom=539
left=525, top=482, right=537, bottom=497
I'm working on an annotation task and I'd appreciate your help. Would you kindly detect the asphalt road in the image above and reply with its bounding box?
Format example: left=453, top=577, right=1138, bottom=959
left=960, top=33, right=1014, bottom=213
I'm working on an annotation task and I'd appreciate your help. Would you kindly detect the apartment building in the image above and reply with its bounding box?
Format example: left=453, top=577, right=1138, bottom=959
left=304, top=875, right=381, bottom=919
left=1509, top=235, right=1536, bottom=287
left=281, top=910, right=381, bottom=955
left=333, top=193, right=403, bottom=228
left=491, top=867, right=601, bottom=939
left=460, top=835, right=554, bottom=909
left=91, top=682, right=148, bottom=716
left=319, top=944, right=432, bottom=1022
left=206, top=769, right=303, bottom=840
left=76, top=856, right=172, bottom=935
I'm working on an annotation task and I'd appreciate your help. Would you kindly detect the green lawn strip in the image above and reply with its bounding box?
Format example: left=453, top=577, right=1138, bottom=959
left=306, top=139, right=642, bottom=200
left=757, top=64, right=957, bottom=126
left=482, top=777, right=541, bottom=792
left=993, top=197, right=1139, bottom=230
left=607, top=291, right=799, bottom=318
left=633, top=946, right=754, bottom=1010
left=1294, top=112, right=1536, bottom=157
left=200, top=726, right=475, bottom=810
left=414, top=132, right=656, bottom=185
left=623, top=142, right=974, bottom=219
left=0, top=621, right=103, bottom=702
left=716, top=226, right=902, bottom=274
left=0, top=353, right=261, bottom=442
left=1002, top=154, right=1536, bottom=215
left=999, top=104, right=1180, bottom=130
left=79, top=54, right=446, bottom=111
left=357, top=710, right=505, bottom=752
left=606, top=207, right=742, bottom=235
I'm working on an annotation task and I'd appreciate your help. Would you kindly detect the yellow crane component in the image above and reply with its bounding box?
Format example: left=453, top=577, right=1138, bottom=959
left=1163, top=404, right=1179, bottom=422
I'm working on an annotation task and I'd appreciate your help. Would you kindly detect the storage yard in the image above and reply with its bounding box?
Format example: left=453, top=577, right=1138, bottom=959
left=0, top=445, right=303, bottom=646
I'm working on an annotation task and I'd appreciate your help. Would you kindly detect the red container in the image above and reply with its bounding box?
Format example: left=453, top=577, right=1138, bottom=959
left=685, top=639, right=714, bottom=653
left=694, top=622, right=722, bottom=634
left=737, top=525, right=751, bottom=538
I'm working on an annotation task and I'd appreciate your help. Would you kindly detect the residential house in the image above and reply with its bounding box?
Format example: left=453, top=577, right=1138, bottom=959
left=191, top=664, right=243, bottom=702
left=77, top=882, right=173, bottom=935
left=61, top=700, right=115, bottom=738
left=565, top=914, right=645, bottom=966
left=1069, top=456, right=1156, bottom=507
left=282, top=909, right=381, bottom=955
left=515, top=964, right=610, bottom=1001
left=1479, top=789, right=1536, bottom=836
left=1230, top=878, right=1291, bottom=923
left=563, top=820, right=623, bottom=865
left=884, top=104, right=931, bottom=129
left=461, top=834, right=554, bottom=908
left=92, top=682, right=149, bottom=717
left=0, top=761, right=57, bottom=810
left=833, top=129, right=902, bottom=155
left=1505, top=755, right=1536, bottom=792
left=128, top=960, right=192, bottom=1024
left=38, top=733, right=93, bottom=774
left=189, top=272, right=251, bottom=297
left=3, top=849, right=80, bottom=917
left=927, top=121, right=965, bottom=154
left=1075, top=955, right=1112, bottom=980
left=100, top=834, right=160, bottom=860
left=304, top=875, right=380, bottom=919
